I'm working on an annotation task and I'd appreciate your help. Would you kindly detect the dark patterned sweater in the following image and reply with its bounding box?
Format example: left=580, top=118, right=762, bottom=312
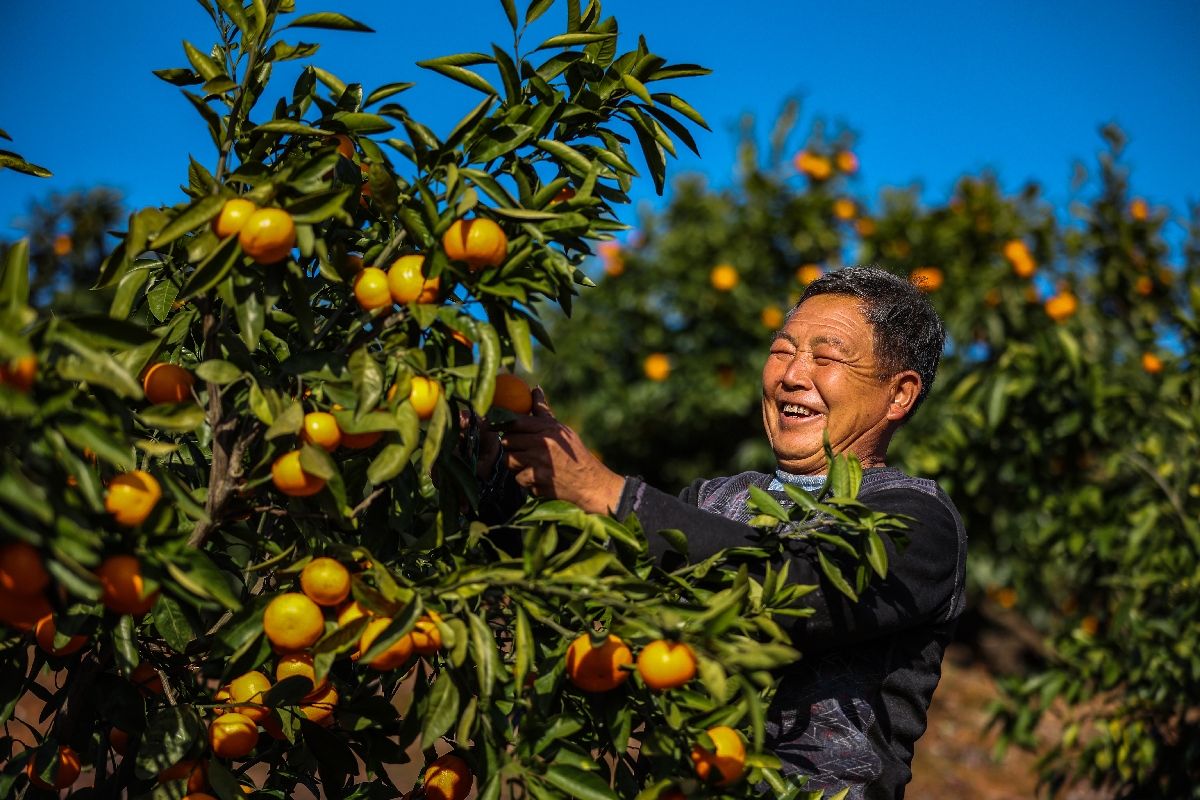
left=614, top=467, right=967, bottom=800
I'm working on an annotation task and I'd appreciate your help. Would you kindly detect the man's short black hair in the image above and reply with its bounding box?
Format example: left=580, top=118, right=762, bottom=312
left=794, top=265, right=946, bottom=417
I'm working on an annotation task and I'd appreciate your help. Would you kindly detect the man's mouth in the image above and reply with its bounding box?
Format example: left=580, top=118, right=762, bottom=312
left=780, top=402, right=824, bottom=420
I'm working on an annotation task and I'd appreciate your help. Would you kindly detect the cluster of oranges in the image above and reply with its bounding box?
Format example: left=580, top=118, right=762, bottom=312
left=214, top=198, right=297, bottom=264
left=793, top=149, right=858, bottom=182
left=563, top=634, right=745, bottom=785
left=351, top=218, right=509, bottom=313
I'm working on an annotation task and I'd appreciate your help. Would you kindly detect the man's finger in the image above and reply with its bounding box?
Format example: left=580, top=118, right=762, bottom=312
left=531, top=387, right=555, bottom=419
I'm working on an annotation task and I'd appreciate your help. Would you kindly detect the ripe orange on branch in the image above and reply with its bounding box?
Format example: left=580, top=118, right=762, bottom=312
left=909, top=267, right=944, bottom=292
left=387, top=254, right=439, bottom=304
left=130, top=661, right=164, bottom=695
left=354, top=267, right=392, bottom=311
left=96, top=554, right=159, bottom=615
left=442, top=218, right=508, bottom=272
left=228, top=671, right=272, bottom=722
left=106, top=470, right=162, bottom=527
left=1141, top=352, right=1163, bottom=374
left=276, top=653, right=328, bottom=696
left=36, top=615, right=88, bottom=656
left=0, top=354, right=37, bottom=392
left=301, top=557, right=351, bottom=607
left=408, top=376, right=441, bottom=420
left=0, top=541, right=49, bottom=596
left=238, top=208, right=296, bottom=264
left=794, top=151, right=832, bottom=181
left=301, top=412, right=342, bottom=452
left=1045, top=292, right=1079, bottom=323
left=1003, top=239, right=1036, bottom=278
left=691, top=726, right=746, bottom=785
left=300, top=683, right=338, bottom=726
left=492, top=373, right=533, bottom=414
left=636, top=640, right=696, bottom=691
left=565, top=634, right=632, bottom=692
left=834, top=150, right=859, bottom=174
left=263, top=592, right=325, bottom=653
left=214, top=198, right=257, bottom=238
left=424, top=754, right=473, bottom=800
left=410, top=612, right=443, bottom=655
left=209, top=713, right=259, bottom=759
left=358, top=617, right=415, bottom=670
left=271, top=451, right=325, bottom=497
left=27, top=745, right=80, bottom=790
left=143, top=362, right=195, bottom=404
left=643, top=353, right=671, bottom=382
left=709, top=264, right=738, bottom=291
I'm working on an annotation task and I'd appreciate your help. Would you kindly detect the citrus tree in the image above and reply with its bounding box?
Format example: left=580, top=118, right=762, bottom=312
left=0, top=5, right=911, bottom=800
left=536, top=112, right=1200, bottom=796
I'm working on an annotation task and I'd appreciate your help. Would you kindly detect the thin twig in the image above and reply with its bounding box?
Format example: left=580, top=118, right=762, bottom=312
left=351, top=487, right=387, bottom=518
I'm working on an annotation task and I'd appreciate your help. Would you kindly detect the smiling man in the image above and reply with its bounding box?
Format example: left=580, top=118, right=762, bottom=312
left=491, top=266, right=966, bottom=799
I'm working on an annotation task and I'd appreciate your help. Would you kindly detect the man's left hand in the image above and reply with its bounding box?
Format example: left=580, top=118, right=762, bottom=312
left=500, top=388, right=626, bottom=515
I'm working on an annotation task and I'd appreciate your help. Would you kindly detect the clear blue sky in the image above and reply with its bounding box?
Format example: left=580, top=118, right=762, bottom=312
left=2, top=0, right=1197, bottom=244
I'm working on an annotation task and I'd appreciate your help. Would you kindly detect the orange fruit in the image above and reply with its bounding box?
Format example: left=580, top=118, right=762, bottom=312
left=0, top=541, right=49, bottom=596
left=636, top=640, right=696, bottom=691
left=184, top=794, right=220, bottom=800
left=854, top=218, right=876, bottom=237
left=263, top=592, right=325, bottom=653
left=213, top=685, right=231, bottom=713
left=300, top=683, right=338, bottom=726
left=492, top=374, right=533, bottom=415
left=27, top=745, right=80, bottom=790
left=214, top=198, right=258, bottom=238
left=105, top=470, right=162, bottom=527
left=793, top=151, right=832, bottom=181
left=424, top=754, right=473, bottom=800
left=329, top=134, right=355, bottom=160
left=300, top=558, right=351, bottom=607
left=598, top=241, right=625, bottom=277
left=388, top=254, right=439, bottom=304
left=410, top=613, right=443, bottom=655
left=552, top=186, right=577, bottom=204
left=564, top=634, right=632, bottom=692
left=301, top=412, right=342, bottom=452
left=228, top=671, right=272, bottom=722
left=1080, top=615, right=1100, bottom=636
left=1045, top=293, right=1078, bottom=323
left=909, top=267, right=944, bottom=292
left=109, top=728, right=129, bottom=756
left=643, top=354, right=670, bottom=382
left=760, top=306, right=784, bottom=329
left=796, top=264, right=823, bottom=285
left=260, top=714, right=287, bottom=741
left=691, top=726, right=746, bottom=786
left=337, top=601, right=368, bottom=627
left=96, top=554, right=159, bottom=615
left=1135, top=275, right=1153, bottom=296
left=832, top=198, right=857, bottom=220
left=442, top=218, right=508, bottom=272
left=143, top=362, right=195, bottom=404
left=340, top=429, right=383, bottom=450
left=35, top=615, right=88, bottom=657
left=208, top=713, right=259, bottom=759
left=409, top=376, right=440, bottom=420
left=276, top=653, right=328, bottom=697
left=358, top=617, right=414, bottom=671
left=1141, top=352, right=1163, bottom=374
left=130, top=661, right=164, bottom=695
left=1129, top=198, right=1149, bottom=221
left=354, top=267, right=393, bottom=311
left=342, top=253, right=364, bottom=275
left=834, top=151, right=859, bottom=174
left=709, top=264, right=738, bottom=291
left=53, top=234, right=73, bottom=257
left=239, top=208, right=296, bottom=264
left=0, top=354, right=37, bottom=393
left=271, top=451, right=326, bottom=498
left=158, top=758, right=206, bottom=789
left=1003, top=240, right=1036, bottom=278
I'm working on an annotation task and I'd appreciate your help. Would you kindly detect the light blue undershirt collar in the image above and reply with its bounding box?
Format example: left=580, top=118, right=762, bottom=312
left=767, top=469, right=826, bottom=493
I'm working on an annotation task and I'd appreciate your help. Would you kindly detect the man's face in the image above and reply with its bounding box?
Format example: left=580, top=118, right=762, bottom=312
left=761, top=294, right=914, bottom=474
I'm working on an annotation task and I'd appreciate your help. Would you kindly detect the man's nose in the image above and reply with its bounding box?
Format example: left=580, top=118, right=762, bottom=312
left=780, top=351, right=814, bottom=389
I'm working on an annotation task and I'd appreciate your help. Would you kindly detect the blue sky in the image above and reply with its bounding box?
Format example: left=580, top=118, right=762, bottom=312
left=2, top=0, right=1197, bottom=244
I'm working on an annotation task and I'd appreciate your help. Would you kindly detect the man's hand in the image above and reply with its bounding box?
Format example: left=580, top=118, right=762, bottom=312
left=500, top=388, right=626, bottom=515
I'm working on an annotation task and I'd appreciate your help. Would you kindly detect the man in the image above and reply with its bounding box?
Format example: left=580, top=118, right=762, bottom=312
left=488, top=266, right=966, bottom=799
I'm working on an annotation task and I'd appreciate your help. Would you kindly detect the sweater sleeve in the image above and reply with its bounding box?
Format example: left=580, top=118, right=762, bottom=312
left=617, top=478, right=962, bottom=650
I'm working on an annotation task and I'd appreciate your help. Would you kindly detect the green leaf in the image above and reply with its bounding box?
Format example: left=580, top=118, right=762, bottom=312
left=359, top=598, right=421, bottom=664
left=0, top=649, right=27, bottom=725
left=195, top=359, right=243, bottom=385
left=137, top=402, right=206, bottom=433
left=650, top=93, right=711, bottom=130
left=418, top=63, right=499, bottom=96
left=264, top=675, right=315, bottom=707
left=420, top=671, right=460, bottom=745
left=94, top=671, right=147, bottom=733
left=252, top=119, right=334, bottom=137
left=1, top=239, right=30, bottom=308
left=542, top=765, right=619, bottom=800
left=0, top=152, right=52, bottom=178
left=332, top=112, right=395, bottom=134
left=214, top=0, right=251, bottom=37
left=111, top=615, right=141, bottom=679
left=153, top=594, right=195, bottom=654
left=179, top=234, right=241, bottom=299
left=656, top=528, right=688, bottom=558
left=136, top=706, right=205, bottom=780
left=421, top=390, right=451, bottom=477
left=280, top=12, right=374, bottom=32
left=206, top=760, right=245, bottom=800
left=365, top=82, right=415, bottom=106
left=748, top=485, right=789, bottom=522
left=534, top=32, right=615, bottom=50
left=182, top=40, right=226, bottom=81
left=500, top=0, right=518, bottom=29
left=349, top=347, right=384, bottom=421
left=536, top=138, right=592, bottom=174
left=525, top=0, right=556, bottom=24
left=265, top=401, right=304, bottom=439
left=817, top=548, right=857, bottom=601
left=620, top=74, right=653, bottom=105
left=865, top=530, right=888, bottom=579
left=471, top=322, right=501, bottom=414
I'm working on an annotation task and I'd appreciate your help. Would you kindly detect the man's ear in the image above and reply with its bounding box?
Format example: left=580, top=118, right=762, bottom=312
left=885, top=371, right=922, bottom=421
